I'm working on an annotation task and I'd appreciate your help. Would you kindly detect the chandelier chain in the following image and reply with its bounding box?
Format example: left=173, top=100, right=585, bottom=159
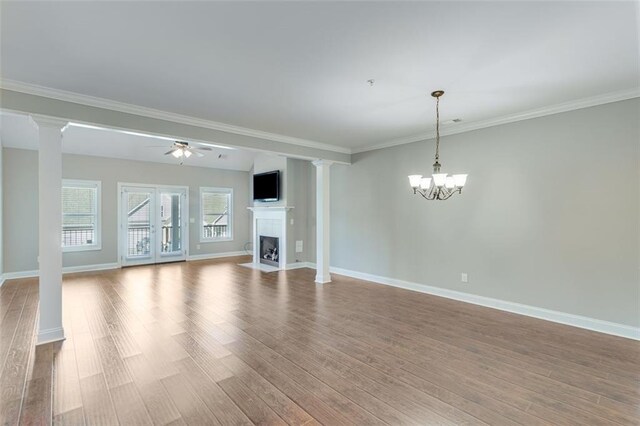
left=435, top=95, right=440, bottom=162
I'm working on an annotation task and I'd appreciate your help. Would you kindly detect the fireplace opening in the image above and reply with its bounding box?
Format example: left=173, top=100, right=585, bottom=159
left=259, top=236, right=279, bottom=267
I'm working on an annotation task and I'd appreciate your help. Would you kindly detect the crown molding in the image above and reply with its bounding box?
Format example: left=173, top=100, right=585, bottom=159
left=0, top=79, right=351, bottom=155
left=351, top=87, right=640, bottom=154
left=5, top=79, right=638, bottom=157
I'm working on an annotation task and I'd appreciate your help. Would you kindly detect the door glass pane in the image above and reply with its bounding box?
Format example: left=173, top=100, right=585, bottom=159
left=160, top=192, right=182, bottom=254
left=126, top=192, right=152, bottom=257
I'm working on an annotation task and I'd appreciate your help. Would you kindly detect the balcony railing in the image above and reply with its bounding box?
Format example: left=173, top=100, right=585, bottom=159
left=62, top=226, right=95, bottom=247
left=63, top=224, right=226, bottom=255
left=126, top=225, right=183, bottom=256
left=203, top=224, right=229, bottom=239
left=127, top=226, right=150, bottom=256
left=62, top=225, right=184, bottom=255
left=160, top=225, right=182, bottom=253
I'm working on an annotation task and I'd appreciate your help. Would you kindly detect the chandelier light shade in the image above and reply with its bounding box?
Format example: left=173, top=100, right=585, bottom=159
left=408, top=90, right=468, bottom=200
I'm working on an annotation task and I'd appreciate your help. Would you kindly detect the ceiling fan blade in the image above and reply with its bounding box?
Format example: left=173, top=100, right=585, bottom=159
left=194, top=151, right=205, bottom=158
left=164, top=148, right=178, bottom=155
left=146, top=145, right=171, bottom=148
left=195, top=147, right=213, bottom=151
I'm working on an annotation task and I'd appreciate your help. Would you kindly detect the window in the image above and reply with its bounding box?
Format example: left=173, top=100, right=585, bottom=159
left=200, top=187, right=233, bottom=242
left=62, top=180, right=101, bottom=252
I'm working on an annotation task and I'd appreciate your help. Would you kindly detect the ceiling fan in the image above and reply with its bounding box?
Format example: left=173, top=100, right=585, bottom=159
left=159, top=141, right=212, bottom=163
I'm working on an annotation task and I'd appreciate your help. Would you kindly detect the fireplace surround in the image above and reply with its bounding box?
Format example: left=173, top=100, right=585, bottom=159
left=248, top=206, right=293, bottom=270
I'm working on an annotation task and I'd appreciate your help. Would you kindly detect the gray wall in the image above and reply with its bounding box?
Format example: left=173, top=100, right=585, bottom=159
left=3, top=148, right=38, bottom=273
left=331, top=99, right=640, bottom=327
left=3, top=149, right=251, bottom=272
left=307, top=160, right=316, bottom=263
left=286, top=158, right=315, bottom=263
left=0, top=137, right=3, bottom=278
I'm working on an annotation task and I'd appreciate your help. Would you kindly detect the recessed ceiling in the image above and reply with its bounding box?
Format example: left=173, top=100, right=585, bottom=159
left=1, top=1, right=638, bottom=151
left=0, top=113, right=257, bottom=171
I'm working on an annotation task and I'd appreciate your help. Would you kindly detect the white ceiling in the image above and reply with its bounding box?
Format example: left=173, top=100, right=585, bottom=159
left=1, top=1, right=638, bottom=151
left=0, top=113, right=257, bottom=171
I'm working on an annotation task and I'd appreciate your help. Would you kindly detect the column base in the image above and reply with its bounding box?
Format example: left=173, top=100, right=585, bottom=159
left=36, top=327, right=65, bottom=345
left=315, top=274, right=332, bottom=284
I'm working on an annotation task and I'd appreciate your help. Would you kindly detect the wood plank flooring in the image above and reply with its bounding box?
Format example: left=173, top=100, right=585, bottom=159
left=1, top=256, right=638, bottom=425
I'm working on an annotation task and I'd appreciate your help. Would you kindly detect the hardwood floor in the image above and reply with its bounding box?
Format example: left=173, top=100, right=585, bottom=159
left=1, top=256, right=638, bottom=425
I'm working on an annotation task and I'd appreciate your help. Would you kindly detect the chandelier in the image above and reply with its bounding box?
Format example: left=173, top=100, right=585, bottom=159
left=408, top=90, right=468, bottom=200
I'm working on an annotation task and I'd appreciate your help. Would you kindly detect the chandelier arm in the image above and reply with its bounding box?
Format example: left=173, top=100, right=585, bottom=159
left=417, top=189, right=436, bottom=200
left=436, top=187, right=449, bottom=200
left=440, top=189, right=461, bottom=200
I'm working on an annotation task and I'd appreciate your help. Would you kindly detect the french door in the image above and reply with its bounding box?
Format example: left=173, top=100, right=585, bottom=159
left=119, top=184, right=188, bottom=266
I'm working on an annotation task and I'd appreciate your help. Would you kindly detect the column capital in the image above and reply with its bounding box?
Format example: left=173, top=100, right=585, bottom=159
left=30, top=114, right=69, bottom=131
left=312, top=159, right=334, bottom=168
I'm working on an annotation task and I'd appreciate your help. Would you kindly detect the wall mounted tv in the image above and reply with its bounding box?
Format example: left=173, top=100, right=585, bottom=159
left=253, top=171, right=280, bottom=202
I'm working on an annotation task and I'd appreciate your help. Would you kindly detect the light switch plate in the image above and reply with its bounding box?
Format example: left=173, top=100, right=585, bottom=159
left=461, top=273, right=468, bottom=283
left=295, top=240, right=303, bottom=253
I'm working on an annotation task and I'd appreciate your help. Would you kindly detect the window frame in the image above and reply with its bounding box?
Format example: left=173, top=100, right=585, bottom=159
left=62, top=179, right=102, bottom=252
left=199, top=187, right=234, bottom=243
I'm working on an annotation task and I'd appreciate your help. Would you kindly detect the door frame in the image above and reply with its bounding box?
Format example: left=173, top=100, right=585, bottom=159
left=117, top=182, right=190, bottom=267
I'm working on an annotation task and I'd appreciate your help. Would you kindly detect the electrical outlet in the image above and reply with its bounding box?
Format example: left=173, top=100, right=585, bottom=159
left=189, top=217, right=195, bottom=224
left=196, top=244, right=201, bottom=250
left=290, top=218, right=295, bottom=225
left=295, top=240, right=303, bottom=253
left=461, top=273, right=468, bottom=283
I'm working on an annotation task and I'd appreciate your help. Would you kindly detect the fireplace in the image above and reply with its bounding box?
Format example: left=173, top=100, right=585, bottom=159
left=259, top=236, right=279, bottom=267
left=249, top=206, right=291, bottom=270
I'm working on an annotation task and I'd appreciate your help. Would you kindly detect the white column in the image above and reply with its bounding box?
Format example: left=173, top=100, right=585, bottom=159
left=312, top=160, right=333, bottom=284
left=32, top=115, right=68, bottom=345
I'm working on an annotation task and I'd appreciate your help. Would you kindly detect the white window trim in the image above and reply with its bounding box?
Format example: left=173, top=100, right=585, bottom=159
left=200, top=187, right=233, bottom=243
left=62, top=179, right=102, bottom=252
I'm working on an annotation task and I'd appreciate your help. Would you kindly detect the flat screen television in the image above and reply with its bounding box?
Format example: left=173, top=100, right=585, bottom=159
left=253, top=171, right=280, bottom=202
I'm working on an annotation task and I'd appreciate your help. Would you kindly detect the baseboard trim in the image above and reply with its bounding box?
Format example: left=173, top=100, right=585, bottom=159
left=4, top=259, right=635, bottom=340
left=2, top=269, right=39, bottom=280
left=326, top=265, right=639, bottom=341
left=36, top=327, right=65, bottom=345
left=1, top=263, right=121, bottom=282
left=63, top=263, right=120, bottom=274
left=285, top=262, right=315, bottom=270
left=187, top=251, right=248, bottom=262
left=1, top=254, right=253, bottom=282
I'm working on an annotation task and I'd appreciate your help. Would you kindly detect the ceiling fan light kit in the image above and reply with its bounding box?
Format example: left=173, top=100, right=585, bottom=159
left=164, top=141, right=211, bottom=163
left=408, top=90, right=468, bottom=201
